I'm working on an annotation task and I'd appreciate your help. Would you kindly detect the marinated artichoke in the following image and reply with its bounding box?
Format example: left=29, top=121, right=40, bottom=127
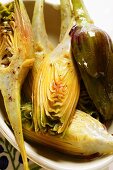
left=70, top=0, right=113, bottom=120
left=22, top=0, right=113, bottom=157
left=1, top=0, right=113, bottom=169
left=23, top=108, right=113, bottom=156
left=32, top=0, right=80, bottom=134
left=0, top=1, right=34, bottom=169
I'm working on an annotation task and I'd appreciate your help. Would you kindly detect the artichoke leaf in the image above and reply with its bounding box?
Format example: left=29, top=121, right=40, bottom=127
left=32, top=0, right=53, bottom=56
left=32, top=0, right=54, bottom=76
left=59, top=0, right=72, bottom=41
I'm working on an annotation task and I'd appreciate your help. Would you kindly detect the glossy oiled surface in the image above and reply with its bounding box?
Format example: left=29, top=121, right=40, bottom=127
left=0, top=1, right=113, bottom=170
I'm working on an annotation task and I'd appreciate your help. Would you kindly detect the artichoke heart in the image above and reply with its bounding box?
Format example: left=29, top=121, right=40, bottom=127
left=0, top=1, right=34, bottom=170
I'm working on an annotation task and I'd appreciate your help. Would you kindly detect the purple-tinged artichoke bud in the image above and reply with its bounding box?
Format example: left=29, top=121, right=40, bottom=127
left=70, top=23, right=113, bottom=120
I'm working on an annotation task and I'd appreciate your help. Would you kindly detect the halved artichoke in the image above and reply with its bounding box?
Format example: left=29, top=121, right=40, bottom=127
left=0, top=1, right=34, bottom=169
left=32, top=0, right=80, bottom=134
left=23, top=107, right=113, bottom=156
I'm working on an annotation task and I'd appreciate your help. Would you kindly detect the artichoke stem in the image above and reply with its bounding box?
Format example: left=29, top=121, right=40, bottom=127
left=0, top=80, right=29, bottom=170
left=71, top=0, right=93, bottom=26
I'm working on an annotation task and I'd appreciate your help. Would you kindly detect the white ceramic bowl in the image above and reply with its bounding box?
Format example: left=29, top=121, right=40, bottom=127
left=0, top=1, right=113, bottom=170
